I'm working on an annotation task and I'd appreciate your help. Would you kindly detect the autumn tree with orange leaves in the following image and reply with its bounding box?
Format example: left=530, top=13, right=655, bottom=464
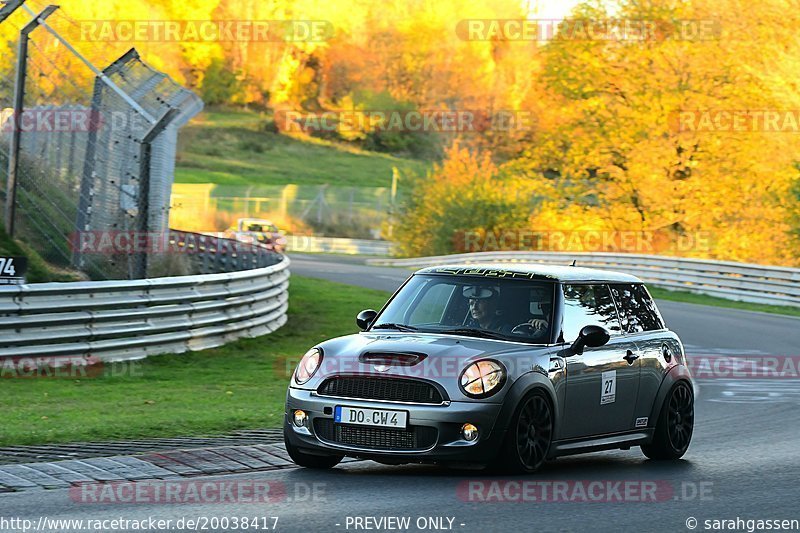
left=1, top=0, right=798, bottom=265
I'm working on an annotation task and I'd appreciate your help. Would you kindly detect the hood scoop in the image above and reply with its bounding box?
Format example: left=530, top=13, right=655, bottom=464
left=358, top=351, right=427, bottom=367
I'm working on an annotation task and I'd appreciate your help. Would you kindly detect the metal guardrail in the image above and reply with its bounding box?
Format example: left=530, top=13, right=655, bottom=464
left=165, top=229, right=284, bottom=274
left=368, top=251, right=800, bottom=308
left=0, top=230, right=290, bottom=360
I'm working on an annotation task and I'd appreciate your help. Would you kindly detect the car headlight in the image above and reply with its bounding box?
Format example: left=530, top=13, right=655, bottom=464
left=295, top=348, right=322, bottom=384
left=459, top=360, right=506, bottom=398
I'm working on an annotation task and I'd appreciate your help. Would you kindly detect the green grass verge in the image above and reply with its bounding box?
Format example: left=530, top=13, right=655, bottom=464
left=176, top=109, right=430, bottom=187
left=0, top=275, right=390, bottom=446
left=1, top=271, right=794, bottom=446
left=649, top=286, right=800, bottom=317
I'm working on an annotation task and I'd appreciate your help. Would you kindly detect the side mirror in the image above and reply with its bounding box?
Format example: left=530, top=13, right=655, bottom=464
left=356, top=309, right=378, bottom=331
left=569, top=325, right=610, bottom=355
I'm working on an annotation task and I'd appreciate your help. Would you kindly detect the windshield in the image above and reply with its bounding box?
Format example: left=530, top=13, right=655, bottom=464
left=246, top=223, right=277, bottom=233
left=372, top=274, right=555, bottom=344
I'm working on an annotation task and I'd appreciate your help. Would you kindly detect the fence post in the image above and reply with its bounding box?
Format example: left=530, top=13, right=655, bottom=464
left=0, top=0, right=25, bottom=22
left=387, top=166, right=399, bottom=239
left=74, top=48, right=141, bottom=269
left=0, top=0, right=24, bottom=24
left=4, top=4, right=58, bottom=237
left=0, top=0, right=24, bottom=227
left=133, top=108, right=178, bottom=279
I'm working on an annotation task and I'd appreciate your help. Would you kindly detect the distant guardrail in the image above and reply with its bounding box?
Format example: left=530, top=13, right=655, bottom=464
left=368, top=251, right=800, bottom=308
left=0, top=230, right=289, bottom=360
left=285, top=235, right=393, bottom=256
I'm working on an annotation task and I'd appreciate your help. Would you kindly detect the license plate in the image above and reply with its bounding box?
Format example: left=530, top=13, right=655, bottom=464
left=334, top=406, right=408, bottom=429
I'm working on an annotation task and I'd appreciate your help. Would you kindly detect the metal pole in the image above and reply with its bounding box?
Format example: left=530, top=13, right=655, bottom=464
left=133, top=108, right=178, bottom=279
left=388, top=166, right=399, bottom=239
left=316, top=186, right=325, bottom=224
left=244, top=185, right=252, bottom=218
left=4, top=5, right=58, bottom=237
left=0, top=0, right=25, bottom=23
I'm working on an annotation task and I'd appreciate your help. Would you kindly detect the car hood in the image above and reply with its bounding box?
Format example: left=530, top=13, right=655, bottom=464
left=296, top=332, right=557, bottom=402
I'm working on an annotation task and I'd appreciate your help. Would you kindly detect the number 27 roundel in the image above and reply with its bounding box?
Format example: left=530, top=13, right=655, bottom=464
left=601, top=370, right=616, bottom=405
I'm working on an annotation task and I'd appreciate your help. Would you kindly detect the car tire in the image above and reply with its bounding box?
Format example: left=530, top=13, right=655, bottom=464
left=641, top=381, right=694, bottom=460
left=495, top=389, right=554, bottom=473
left=284, top=425, right=344, bottom=469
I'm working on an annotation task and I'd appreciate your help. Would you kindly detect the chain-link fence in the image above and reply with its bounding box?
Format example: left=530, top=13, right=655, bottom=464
left=171, top=183, right=394, bottom=239
left=0, top=1, right=202, bottom=279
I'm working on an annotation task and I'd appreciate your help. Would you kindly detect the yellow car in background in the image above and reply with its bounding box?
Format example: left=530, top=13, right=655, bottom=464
left=224, top=218, right=287, bottom=254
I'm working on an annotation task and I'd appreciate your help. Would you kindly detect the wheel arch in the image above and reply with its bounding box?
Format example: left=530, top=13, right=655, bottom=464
left=648, top=364, right=695, bottom=424
left=494, top=372, right=558, bottom=437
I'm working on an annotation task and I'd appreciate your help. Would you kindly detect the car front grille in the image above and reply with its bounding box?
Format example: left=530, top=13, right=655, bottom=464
left=317, top=376, right=445, bottom=404
left=314, top=419, right=438, bottom=451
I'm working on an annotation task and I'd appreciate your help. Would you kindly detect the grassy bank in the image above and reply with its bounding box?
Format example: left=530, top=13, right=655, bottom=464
left=175, top=109, right=429, bottom=187
left=0, top=275, right=390, bottom=446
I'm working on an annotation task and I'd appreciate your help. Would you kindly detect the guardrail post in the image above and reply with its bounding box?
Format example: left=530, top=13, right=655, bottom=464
left=133, top=108, right=179, bottom=279
left=3, top=4, right=58, bottom=237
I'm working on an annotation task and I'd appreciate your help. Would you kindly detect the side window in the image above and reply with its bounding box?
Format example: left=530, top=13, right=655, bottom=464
left=407, top=283, right=456, bottom=325
left=609, top=284, right=665, bottom=333
left=529, top=286, right=553, bottom=319
left=561, top=284, right=622, bottom=342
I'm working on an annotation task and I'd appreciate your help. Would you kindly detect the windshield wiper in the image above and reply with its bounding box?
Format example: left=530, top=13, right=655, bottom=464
left=439, top=327, right=507, bottom=340
left=371, top=323, right=419, bottom=332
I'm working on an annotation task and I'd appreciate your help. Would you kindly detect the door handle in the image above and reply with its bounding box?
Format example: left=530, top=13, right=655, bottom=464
left=623, top=350, right=639, bottom=365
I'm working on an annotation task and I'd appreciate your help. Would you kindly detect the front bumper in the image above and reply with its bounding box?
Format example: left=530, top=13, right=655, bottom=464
left=284, top=387, right=507, bottom=465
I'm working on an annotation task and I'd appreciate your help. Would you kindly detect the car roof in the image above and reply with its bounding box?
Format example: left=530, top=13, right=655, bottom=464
left=415, top=262, right=643, bottom=283
left=239, top=218, right=275, bottom=224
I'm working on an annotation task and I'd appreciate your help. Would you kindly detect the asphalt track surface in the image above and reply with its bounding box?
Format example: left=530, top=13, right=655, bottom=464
left=4, top=254, right=800, bottom=533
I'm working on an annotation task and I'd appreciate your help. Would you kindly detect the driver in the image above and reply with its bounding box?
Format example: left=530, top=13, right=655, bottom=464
left=464, top=286, right=510, bottom=332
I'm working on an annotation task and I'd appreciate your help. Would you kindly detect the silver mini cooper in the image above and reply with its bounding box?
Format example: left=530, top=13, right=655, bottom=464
left=284, top=264, right=694, bottom=472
